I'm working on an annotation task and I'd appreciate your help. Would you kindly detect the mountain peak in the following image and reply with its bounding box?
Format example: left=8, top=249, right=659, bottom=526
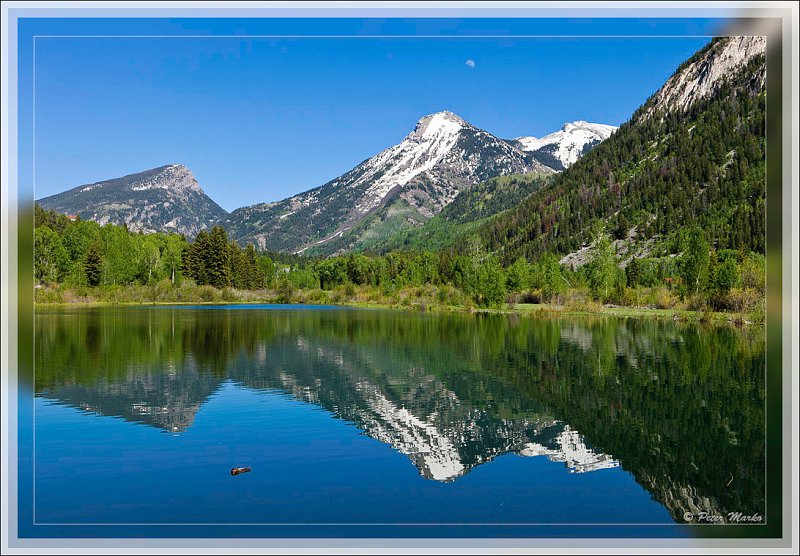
left=411, top=111, right=469, bottom=140
left=563, top=120, right=587, bottom=129
left=36, top=163, right=227, bottom=238
left=417, top=110, right=465, bottom=123
left=224, top=110, right=555, bottom=253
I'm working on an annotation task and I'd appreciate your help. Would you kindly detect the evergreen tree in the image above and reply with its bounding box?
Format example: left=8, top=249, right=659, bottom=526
left=626, top=257, right=642, bottom=288
left=205, top=226, right=232, bottom=288
left=84, top=241, right=103, bottom=287
left=241, top=244, right=261, bottom=290
left=186, top=230, right=210, bottom=284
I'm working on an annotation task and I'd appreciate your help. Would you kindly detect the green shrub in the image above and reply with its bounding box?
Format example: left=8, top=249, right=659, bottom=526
left=221, top=287, right=238, bottom=302
left=276, top=277, right=295, bottom=304
left=685, top=294, right=709, bottom=312
left=35, top=286, right=63, bottom=304
left=727, top=287, right=761, bottom=314
left=655, top=288, right=679, bottom=309
left=199, top=286, right=217, bottom=302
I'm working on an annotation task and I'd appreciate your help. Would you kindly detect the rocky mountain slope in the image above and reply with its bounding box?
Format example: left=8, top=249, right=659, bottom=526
left=638, top=35, right=766, bottom=121
left=36, top=164, right=228, bottom=238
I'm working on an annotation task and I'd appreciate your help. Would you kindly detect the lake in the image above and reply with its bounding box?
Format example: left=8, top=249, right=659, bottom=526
left=22, top=305, right=765, bottom=537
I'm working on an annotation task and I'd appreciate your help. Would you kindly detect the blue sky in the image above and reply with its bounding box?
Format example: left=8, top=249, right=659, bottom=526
left=19, top=18, right=721, bottom=211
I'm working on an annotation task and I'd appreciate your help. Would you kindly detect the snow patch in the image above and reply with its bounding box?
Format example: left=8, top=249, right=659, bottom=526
left=516, top=121, right=618, bottom=168
left=519, top=425, right=619, bottom=473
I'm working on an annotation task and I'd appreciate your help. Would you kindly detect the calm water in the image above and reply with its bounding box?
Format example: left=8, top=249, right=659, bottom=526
left=22, top=305, right=765, bottom=537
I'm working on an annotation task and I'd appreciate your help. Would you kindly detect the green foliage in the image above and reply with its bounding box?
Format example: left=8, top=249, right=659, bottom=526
left=532, top=253, right=566, bottom=302
left=206, top=226, right=232, bottom=288
left=679, top=226, right=711, bottom=297
left=442, top=174, right=552, bottom=225
left=35, top=203, right=75, bottom=233
left=711, top=253, right=739, bottom=294
left=33, top=200, right=765, bottom=317
left=587, top=236, right=620, bottom=303
left=84, top=241, right=103, bottom=287
left=34, top=226, right=68, bottom=284
left=474, top=256, right=507, bottom=307
left=258, top=255, right=276, bottom=289
left=276, top=276, right=295, bottom=304
left=626, top=257, right=642, bottom=288
left=162, top=234, right=185, bottom=285
left=231, top=243, right=262, bottom=290
left=100, top=224, right=136, bottom=285
left=505, top=257, right=530, bottom=292
left=740, top=252, right=766, bottom=294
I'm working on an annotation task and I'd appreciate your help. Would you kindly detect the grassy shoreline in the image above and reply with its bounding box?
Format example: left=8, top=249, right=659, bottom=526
left=34, top=285, right=757, bottom=326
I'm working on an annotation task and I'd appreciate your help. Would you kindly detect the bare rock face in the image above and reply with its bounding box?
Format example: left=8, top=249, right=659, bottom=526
left=638, top=36, right=766, bottom=121
left=37, top=164, right=228, bottom=238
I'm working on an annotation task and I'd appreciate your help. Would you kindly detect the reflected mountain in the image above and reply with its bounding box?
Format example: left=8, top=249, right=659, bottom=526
left=35, top=306, right=764, bottom=521
left=39, top=357, right=221, bottom=433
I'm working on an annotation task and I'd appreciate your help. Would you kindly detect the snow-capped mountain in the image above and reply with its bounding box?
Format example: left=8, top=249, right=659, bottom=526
left=36, top=164, right=228, bottom=238
left=512, top=121, right=618, bottom=170
left=38, top=112, right=617, bottom=251
left=221, top=111, right=557, bottom=254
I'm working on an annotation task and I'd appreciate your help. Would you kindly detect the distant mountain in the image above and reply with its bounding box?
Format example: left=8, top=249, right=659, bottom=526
left=512, top=121, right=618, bottom=170
left=480, top=36, right=766, bottom=263
left=36, top=164, right=228, bottom=238
left=221, top=111, right=558, bottom=254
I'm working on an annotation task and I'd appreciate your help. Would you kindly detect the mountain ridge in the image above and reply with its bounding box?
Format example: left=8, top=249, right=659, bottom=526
left=221, top=111, right=614, bottom=254
left=37, top=113, right=618, bottom=252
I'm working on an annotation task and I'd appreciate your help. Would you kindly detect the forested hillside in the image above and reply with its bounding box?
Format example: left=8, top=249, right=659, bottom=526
left=481, top=40, right=765, bottom=264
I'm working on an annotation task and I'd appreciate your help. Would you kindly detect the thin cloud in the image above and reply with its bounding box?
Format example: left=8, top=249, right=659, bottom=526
left=465, top=59, right=476, bottom=69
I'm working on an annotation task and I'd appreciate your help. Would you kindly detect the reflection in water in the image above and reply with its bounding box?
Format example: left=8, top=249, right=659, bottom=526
left=34, top=306, right=764, bottom=522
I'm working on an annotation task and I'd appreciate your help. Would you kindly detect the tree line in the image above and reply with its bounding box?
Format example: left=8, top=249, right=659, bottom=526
left=35, top=203, right=764, bottom=315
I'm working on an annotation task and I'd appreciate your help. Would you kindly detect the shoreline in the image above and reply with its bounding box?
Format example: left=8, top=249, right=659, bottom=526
left=33, top=297, right=756, bottom=326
